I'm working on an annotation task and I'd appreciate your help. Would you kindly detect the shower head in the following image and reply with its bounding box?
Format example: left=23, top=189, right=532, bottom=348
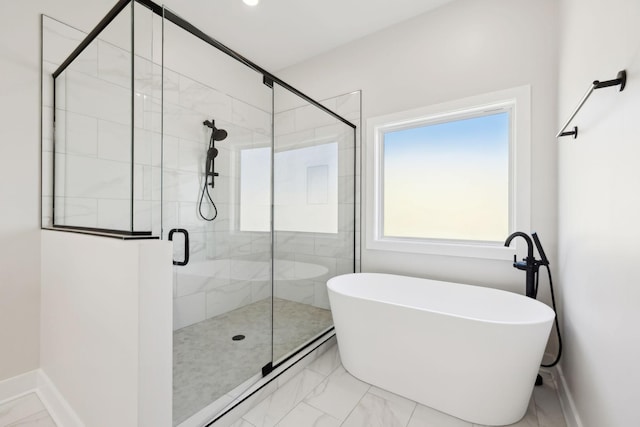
left=213, top=128, right=228, bottom=141
left=203, top=119, right=228, bottom=141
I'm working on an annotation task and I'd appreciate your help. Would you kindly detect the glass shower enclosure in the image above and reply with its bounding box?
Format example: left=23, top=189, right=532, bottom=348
left=41, top=1, right=357, bottom=425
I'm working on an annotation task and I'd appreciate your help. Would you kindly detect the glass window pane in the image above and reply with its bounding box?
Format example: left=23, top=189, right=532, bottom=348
left=383, top=111, right=509, bottom=242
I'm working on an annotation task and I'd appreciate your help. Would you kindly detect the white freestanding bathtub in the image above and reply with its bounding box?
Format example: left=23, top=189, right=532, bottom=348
left=327, top=273, right=555, bottom=426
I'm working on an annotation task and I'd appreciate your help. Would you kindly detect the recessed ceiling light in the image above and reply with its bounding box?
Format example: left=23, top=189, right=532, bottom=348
left=243, top=0, right=259, bottom=6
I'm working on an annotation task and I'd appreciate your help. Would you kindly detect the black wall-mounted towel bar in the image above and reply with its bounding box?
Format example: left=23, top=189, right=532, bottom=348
left=557, top=70, right=627, bottom=139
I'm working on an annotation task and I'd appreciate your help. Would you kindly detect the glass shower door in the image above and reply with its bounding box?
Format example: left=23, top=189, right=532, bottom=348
left=272, top=84, right=356, bottom=363
left=161, top=14, right=273, bottom=426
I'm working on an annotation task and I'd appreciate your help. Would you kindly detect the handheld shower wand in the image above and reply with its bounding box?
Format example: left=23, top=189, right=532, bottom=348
left=198, top=118, right=228, bottom=221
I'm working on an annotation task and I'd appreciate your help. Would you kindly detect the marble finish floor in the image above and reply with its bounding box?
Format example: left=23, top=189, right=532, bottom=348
left=174, top=298, right=332, bottom=426
left=0, top=393, right=56, bottom=427
left=232, top=344, right=568, bottom=427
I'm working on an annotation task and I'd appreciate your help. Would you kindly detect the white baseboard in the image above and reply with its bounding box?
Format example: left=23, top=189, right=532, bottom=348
left=0, top=369, right=83, bottom=427
left=0, top=370, right=39, bottom=404
left=36, top=370, right=84, bottom=427
left=555, top=364, right=584, bottom=427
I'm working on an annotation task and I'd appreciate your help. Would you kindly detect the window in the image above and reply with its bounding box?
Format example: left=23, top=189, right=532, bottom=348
left=366, top=86, right=531, bottom=259
left=239, top=142, right=339, bottom=233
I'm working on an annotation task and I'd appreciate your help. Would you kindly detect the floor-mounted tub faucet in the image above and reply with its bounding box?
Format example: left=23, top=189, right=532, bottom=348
left=504, top=231, right=537, bottom=298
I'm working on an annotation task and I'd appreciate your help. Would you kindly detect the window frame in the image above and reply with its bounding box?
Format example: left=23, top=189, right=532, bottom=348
left=365, top=86, right=531, bottom=260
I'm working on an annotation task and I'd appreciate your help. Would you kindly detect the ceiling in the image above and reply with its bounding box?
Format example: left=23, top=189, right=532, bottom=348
left=160, top=0, right=456, bottom=71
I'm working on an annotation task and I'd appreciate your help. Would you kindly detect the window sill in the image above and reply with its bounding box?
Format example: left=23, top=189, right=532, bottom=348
left=366, top=236, right=515, bottom=260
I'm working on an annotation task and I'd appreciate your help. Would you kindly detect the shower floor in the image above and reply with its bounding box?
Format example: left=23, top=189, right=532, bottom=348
left=173, top=297, right=333, bottom=426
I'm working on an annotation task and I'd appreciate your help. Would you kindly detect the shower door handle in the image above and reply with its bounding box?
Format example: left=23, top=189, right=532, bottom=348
left=168, top=228, right=190, bottom=266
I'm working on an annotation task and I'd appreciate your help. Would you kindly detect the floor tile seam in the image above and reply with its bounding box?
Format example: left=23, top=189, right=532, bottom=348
left=333, top=383, right=373, bottom=426
left=405, top=400, right=419, bottom=427
left=244, top=367, right=327, bottom=427
left=305, top=359, right=341, bottom=378
left=364, top=389, right=414, bottom=427
left=269, top=401, right=309, bottom=427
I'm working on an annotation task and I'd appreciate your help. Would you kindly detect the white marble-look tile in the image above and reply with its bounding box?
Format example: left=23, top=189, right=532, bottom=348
left=232, top=99, right=271, bottom=136
left=176, top=262, right=230, bottom=297
left=162, top=134, right=180, bottom=170
left=179, top=76, right=233, bottom=123
left=473, top=396, right=538, bottom=427
left=338, top=175, right=356, bottom=204
left=178, top=138, right=205, bottom=173
left=341, top=390, right=416, bottom=427
left=96, top=198, right=130, bottom=230
left=408, top=404, right=473, bottom=427
left=134, top=93, right=162, bottom=132
left=293, top=254, right=336, bottom=284
left=274, top=110, right=295, bottom=136
left=533, top=380, right=566, bottom=427
left=312, top=282, right=331, bottom=310
left=54, top=197, right=98, bottom=228
left=65, top=69, right=130, bottom=126
left=64, top=154, right=130, bottom=200
left=162, top=68, right=181, bottom=105
left=229, top=418, right=256, bottom=427
left=274, top=280, right=314, bottom=306
left=306, top=344, right=341, bottom=377
left=133, top=128, right=155, bottom=166
left=251, top=280, right=271, bottom=303
left=303, top=365, right=370, bottom=421
left=275, top=402, right=340, bottom=427
left=97, top=40, right=131, bottom=89
left=339, top=203, right=356, bottom=233
left=173, top=292, right=206, bottom=330
left=162, top=101, right=206, bottom=142
left=65, top=111, right=98, bottom=157
left=274, top=129, right=315, bottom=151
left=0, top=393, right=46, bottom=426
left=133, top=164, right=152, bottom=201
left=133, top=200, right=152, bottom=232
left=294, top=104, right=336, bottom=133
left=206, top=282, right=252, bottom=319
left=133, top=57, right=161, bottom=100
left=98, top=119, right=130, bottom=163
left=243, top=368, right=326, bottom=427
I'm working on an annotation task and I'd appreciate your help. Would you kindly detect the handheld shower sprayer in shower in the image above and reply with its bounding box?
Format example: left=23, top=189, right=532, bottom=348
left=202, top=119, right=228, bottom=188
left=199, top=118, right=228, bottom=221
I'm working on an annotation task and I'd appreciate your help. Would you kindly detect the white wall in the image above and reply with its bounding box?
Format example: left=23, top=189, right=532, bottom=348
left=0, top=0, right=115, bottom=382
left=40, top=231, right=172, bottom=427
left=278, top=0, right=559, bottom=294
left=557, top=0, right=640, bottom=425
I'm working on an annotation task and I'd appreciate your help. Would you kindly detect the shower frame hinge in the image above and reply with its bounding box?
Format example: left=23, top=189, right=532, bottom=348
left=261, top=362, right=273, bottom=376
left=263, top=75, right=274, bottom=88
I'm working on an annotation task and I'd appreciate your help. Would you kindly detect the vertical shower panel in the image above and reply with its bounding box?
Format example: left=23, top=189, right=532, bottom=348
left=272, top=84, right=356, bottom=363
left=49, top=1, right=161, bottom=233
left=53, top=5, right=133, bottom=231
left=161, top=12, right=273, bottom=426
left=132, top=2, right=164, bottom=235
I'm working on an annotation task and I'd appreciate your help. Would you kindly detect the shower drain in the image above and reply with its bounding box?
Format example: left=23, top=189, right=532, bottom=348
left=232, top=334, right=245, bottom=341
